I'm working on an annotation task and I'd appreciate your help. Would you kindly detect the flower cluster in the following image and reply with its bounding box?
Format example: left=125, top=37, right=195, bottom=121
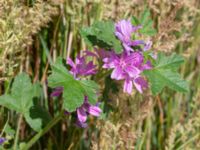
left=102, top=51, right=151, bottom=94
left=102, top=20, right=152, bottom=94
left=67, top=54, right=97, bottom=79
left=115, top=20, right=144, bottom=53
left=51, top=19, right=153, bottom=128
left=75, top=96, right=101, bottom=128
left=51, top=53, right=102, bottom=128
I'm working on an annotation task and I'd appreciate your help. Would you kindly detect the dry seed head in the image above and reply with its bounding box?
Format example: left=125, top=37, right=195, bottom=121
left=0, top=0, right=61, bottom=79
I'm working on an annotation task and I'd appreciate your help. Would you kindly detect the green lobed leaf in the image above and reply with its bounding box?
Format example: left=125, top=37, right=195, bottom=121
left=80, top=80, right=99, bottom=104
left=80, top=27, right=96, bottom=47
left=11, top=73, right=34, bottom=114
left=0, top=95, right=19, bottom=112
left=154, top=53, right=184, bottom=70
left=0, top=73, right=51, bottom=132
left=144, top=53, right=189, bottom=95
left=80, top=20, right=123, bottom=54
left=48, top=57, right=99, bottom=112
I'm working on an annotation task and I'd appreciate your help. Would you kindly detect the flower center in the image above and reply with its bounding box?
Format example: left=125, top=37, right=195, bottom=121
left=124, top=36, right=130, bottom=43
left=119, top=60, right=126, bottom=69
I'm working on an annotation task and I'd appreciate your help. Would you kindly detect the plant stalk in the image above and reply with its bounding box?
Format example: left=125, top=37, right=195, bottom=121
left=22, top=112, right=63, bottom=150
left=13, top=114, right=23, bottom=150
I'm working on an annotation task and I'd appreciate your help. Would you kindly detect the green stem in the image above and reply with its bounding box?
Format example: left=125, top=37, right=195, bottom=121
left=0, top=115, right=9, bottom=137
left=13, top=114, right=23, bottom=150
left=39, top=34, right=53, bottom=65
left=22, top=113, right=63, bottom=150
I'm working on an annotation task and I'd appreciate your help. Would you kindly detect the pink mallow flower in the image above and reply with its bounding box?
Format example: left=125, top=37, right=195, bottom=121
left=51, top=54, right=97, bottom=97
left=51, top=52, right=101, bottom=128
left=67, top=54, right=97, bottom=78
left=115, top=20, right=144, bottom=53
left=76, top=96, right=102, bottom=127
left=103, top=51, right=152, bottom=94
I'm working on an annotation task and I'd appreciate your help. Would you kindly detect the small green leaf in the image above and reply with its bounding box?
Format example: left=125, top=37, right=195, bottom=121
left=80, top=27, right=96, bottom=46
left=0, top=73, right=38, bottom=114
left=48, top=57, right=99, bottom=112
left=155, top=53, right=184, bottom=70
left=140, top=8, right=151, bottom=25
left=80, top=20, right=123, bottom=54
left=4, top=124, right=15, bottom=137
left=144, top=53, right=189, bottom=95
left=131, top=16, right=140, bottom=26
left=0, top=95, right=19, bottom=112
left=80, top=80, right=99, bottom=104
left=140, top=28, right=157, bottom=36
left=144, top=69, right=189, bottom=95
left=11, top=73, right=34, bottom=114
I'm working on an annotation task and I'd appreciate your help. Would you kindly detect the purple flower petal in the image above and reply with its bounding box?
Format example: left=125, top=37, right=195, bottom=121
left=133, top=77, right=148, bottom=93
left=115, top=32, right=126, bottom=43
left=50, top=87, right=63, bottom=97
left=82, top=61, right=97, bottom=76
left=130, top=52, right=144, bottom=67
left=67, top=53, right=97, bottom=77
left=132, top=25, right=142, bottom=32
left=102, top=57, right=116, bottom=69
left=67, top=58, right=76, bottom=69
left=123, top=43, right=133, bottom=53
left=75, top=55, right=84, bottom=65
left=111, top=67, right=124, bottom=80
left=141, top=61, right=152, bottom=70
left=64, top=111, right=70, bottom=115
left=151, top=53, right=157, bottom=59
left=131, top=40, right=144, bottom=46
left=0, top=137, right=6, bottom=145
left=77, top=107, right=87, bottom=123
left=84, top=104, right=102, bottom=117
left=95, top=48, right=110, bottom=59
left=144, top=41, right=152, bottom=51
left=124, top=66, right=140, bottom=78
left=95, top=102, right=101, bottom=107
left=75, top=96, right=101, bottom=126
left=115, top=20, right=144, bottom=52
left=123, top=78, right=133, bottom=94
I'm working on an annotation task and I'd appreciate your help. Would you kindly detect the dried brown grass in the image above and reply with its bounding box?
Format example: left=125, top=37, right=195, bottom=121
left=0, top=0, right=60, bottom=80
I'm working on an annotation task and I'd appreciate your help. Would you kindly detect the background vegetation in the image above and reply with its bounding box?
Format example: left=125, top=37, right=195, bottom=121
left=0, top=0, right=200, bottom=149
